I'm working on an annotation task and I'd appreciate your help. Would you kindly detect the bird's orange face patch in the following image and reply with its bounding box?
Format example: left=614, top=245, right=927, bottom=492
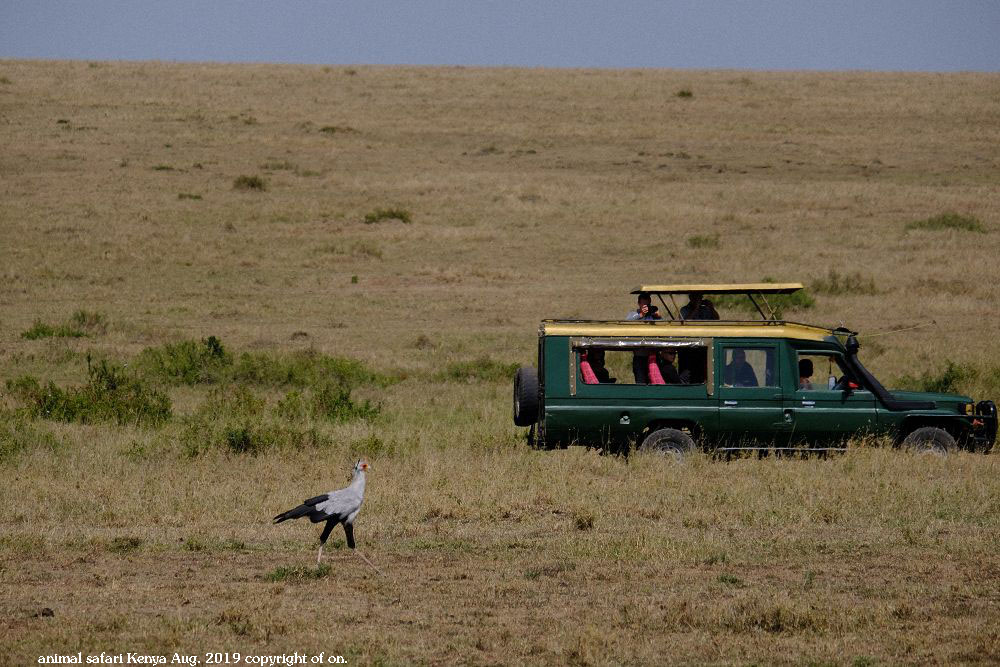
left=359, top=460, right=369, bottom=471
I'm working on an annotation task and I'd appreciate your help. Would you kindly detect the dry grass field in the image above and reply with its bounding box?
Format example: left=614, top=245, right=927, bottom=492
left=2, top=60, right=1000, bottom=665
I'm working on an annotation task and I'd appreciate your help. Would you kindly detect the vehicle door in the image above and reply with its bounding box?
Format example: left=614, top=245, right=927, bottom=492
left=716, top=341, right=788, bottom=443
left=783, top=349, right=877, bottom=444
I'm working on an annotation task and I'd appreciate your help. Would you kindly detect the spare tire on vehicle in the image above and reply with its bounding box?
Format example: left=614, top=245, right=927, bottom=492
left=513, top=366, right=539, bottom=426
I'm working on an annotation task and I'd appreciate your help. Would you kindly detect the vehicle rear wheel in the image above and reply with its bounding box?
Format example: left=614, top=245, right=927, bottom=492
left=513, top=366, right=539, bottom=427
left=640, top=428, right=696, bottom=460
left=902, top=426, right=957, bottom=455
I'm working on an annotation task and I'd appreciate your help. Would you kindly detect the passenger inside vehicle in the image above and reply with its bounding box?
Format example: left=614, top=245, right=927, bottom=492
left=724, top=348, right=759, bottom=387
left=799, top=358, right=814, bottom=390
left=588, top=349, right=615, bottom=384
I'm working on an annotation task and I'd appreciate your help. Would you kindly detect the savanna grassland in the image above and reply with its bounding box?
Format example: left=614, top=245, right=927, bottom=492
left=2, top=60, right=1000, bottom=665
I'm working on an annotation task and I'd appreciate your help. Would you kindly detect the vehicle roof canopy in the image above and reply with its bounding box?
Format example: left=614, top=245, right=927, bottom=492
left=631, top=283, right=804, bottom=295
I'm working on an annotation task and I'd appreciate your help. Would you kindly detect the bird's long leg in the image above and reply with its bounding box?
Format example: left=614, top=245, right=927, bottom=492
left=344, top=523, right=382, bottom=575
left=317, top=520, right=336, bottom=566
left=354, top=549, right=383, bottom=576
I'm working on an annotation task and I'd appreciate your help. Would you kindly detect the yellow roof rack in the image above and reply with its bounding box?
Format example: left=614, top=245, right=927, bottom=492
left=630, top=283, right=804, bottom=295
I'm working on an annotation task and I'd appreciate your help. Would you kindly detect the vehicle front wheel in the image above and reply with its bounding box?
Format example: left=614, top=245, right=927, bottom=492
left=902, top=426, right=957, bottom=455
left=640, top=428, right=696, bottom=460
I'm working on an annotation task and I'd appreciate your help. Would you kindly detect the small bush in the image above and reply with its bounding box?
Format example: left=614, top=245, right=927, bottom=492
left=7, top=360, right=171, bottom=427
left=275, top=383, right=380, bottom=423
left=107, top=536, right=143, bottom=554
left=21, top=311, right=106, bottom=339
left=0, top=411, right=61, bottom=463
left=440, top=357, right=519, bottom=383
left=363, top=208, right=411, bottom=224
left=152, top=164, right=174, bottom=171
left=573, top=510, right=595, bottom=531
left=319, top=125, right=357, bottom=135
left=134, top=336, right=230, bottom=385
left=811, top=270, right=878, bottom=296
left=686, top=233, right=720, bottom=249
left=21, top=321, right=85, bottom=340
left=676, top=89, right=693, bottom=98
left=177, top=193, right=202, bottom=200
left=265, top=564, right=331, bottom=582
left=231, top=349, right=386, bottom=389
left=896, top=360, right=976, bottom=394
left=905, top=212, right=986, bottom=233
left=233, top=175, right=266, bottom=191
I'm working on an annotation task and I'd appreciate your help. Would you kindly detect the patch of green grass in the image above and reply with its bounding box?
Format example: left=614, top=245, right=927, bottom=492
left=686, top=233, right=720, bottom=249
left=152, top=164, right=175, bottom=171
left=233, top=175, right=266, bottom=191
left=265, top=564, right=331, bottom=582
left=7, top=360, right=171, bottom=427
left=0, top=411, right=62, bottom=463
left=0, top=76, right=12, bottom=85
left=21, top=321, right=85, bottom=340
left=107, top=536, right=143, bottom=554
left=260, top=160, right=296, bottom=170
left=21, top=310, right=106, bottom=339
left=811, top=270, right=878, bottom=296
left=895, top=360, right=976, bottom=394
left=905, top=212, right=986, bottom=233
left=177, top=192, right=202, bottom=200
left=134, top=336, right=230, bottom=386
left=319, top=125, right=357, bottom=135
left=439, top=357, right=519, bottom=383
left=718, top=573, right=744, bottom=586
left=363, top=207, right=411, bottom=224
left=275, top=383, right=380, bottom=423
left=676, top=89, right=694, bottom=98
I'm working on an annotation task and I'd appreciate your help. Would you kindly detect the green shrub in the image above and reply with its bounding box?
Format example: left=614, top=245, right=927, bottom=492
left=232, top=349, right=386, bottom=389
left=811, top=270, right=878, bottom=296
left=440, top=357, right=519, bottom=383
left=134, top=336, right=230, bottom=385
left=686, top=233, right=720, bottom=249
left=0, top=411, right=62, bottom=463
left=21, top=321, right=85, bottom=340
left=7, top=361, right=171, bottom=427
left=896, top=360, right=976, bottom=394
left=22, top=311, right=107, bottom=339
left=265, top=564, right=331, bottom=582
left=905, top=212, right=986, bottom=233
left=363, top=207, right=411, bottom=224
left=233, top=175, right=266, bottom=191
left=676, top=89, right=693, bottom=98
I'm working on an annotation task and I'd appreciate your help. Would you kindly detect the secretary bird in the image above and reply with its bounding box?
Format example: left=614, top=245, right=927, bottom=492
left=273, top=458, right=380, bottom=573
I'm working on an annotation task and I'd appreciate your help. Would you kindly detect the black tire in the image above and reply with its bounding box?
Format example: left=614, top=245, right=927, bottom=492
left=513, top=366, right=539, bottom=427
left=640, top=428, right=696, bottom=460
left=902, top=426, right=956, bottom=455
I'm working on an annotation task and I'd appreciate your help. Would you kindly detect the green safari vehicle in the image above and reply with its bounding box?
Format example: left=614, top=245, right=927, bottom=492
left=513, top=284, right=997, bottom=456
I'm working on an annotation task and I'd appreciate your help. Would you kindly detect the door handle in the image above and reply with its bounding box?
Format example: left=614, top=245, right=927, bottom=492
left=723, top=400, right=738, bottom=406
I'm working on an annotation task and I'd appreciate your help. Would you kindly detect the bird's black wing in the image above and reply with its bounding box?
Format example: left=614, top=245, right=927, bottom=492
left=272, top=494, right=330, bottom=524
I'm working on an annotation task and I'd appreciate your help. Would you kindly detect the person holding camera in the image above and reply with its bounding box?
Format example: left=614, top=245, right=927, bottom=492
left=626, top=292, right=662, bottom=321
left=679, top=292, right=720, bottom=320
left=627, top=292, right=661, bottom=382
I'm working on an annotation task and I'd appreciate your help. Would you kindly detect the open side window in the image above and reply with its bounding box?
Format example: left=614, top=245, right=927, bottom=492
left=573, top=339, right=709, bottom=387
left=795, top=351, right=861, bottom=392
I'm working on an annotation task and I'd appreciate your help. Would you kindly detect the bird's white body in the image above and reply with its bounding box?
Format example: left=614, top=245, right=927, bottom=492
left=273, top=459, right=376, bottom=569
left=315, top=466, right=366, bottom=524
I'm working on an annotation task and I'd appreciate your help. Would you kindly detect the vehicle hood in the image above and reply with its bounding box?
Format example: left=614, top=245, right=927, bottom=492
left=885, top=389, right=973, bottom=407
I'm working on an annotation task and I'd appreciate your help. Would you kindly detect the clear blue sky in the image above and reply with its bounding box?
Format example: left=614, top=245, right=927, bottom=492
left=2, top=1, right=998, bottom=71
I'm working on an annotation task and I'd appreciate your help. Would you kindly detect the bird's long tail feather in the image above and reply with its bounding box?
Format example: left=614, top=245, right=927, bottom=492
left=273, top=504, right=311, bottom=524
